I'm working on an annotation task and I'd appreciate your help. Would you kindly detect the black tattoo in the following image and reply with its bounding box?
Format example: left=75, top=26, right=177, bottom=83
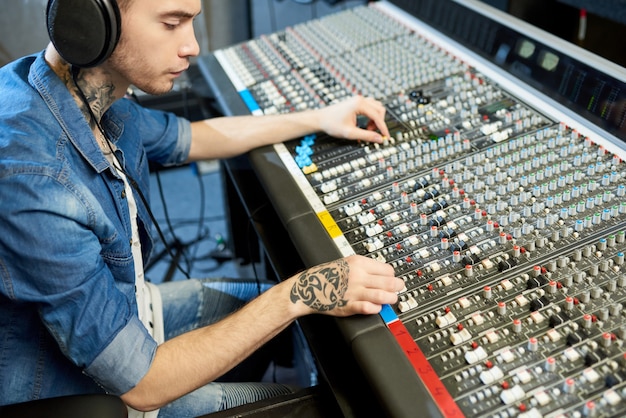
left=78, top=76, right=116, bottom=120
left=66, top=69, right=117, bottom=123
left=290, top=259, right=349, bottom=312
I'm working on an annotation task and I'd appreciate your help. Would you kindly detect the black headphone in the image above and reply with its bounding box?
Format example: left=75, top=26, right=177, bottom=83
left=46, top=0, right=121, bottom=68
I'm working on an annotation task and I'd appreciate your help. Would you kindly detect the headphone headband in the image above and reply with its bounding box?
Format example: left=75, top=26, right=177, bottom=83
left=46, top=0, right=121, bottom=67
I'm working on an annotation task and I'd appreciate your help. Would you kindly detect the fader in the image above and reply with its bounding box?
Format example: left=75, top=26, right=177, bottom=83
left=207, top=1, right=626, bottom=416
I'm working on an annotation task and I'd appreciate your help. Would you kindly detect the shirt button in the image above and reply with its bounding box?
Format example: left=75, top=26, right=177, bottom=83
left=121, top=190, right=127, bottom=199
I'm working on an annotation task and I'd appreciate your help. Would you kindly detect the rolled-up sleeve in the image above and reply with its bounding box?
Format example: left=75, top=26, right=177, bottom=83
left=85, top=317, right=158, bottom=394
left=169, top=116, right=192, bottom=165
left=0, top=171, right=159, bottom=396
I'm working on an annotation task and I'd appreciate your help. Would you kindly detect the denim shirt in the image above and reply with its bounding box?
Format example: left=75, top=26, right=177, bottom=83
left=0, top=51, right=192, bottom=404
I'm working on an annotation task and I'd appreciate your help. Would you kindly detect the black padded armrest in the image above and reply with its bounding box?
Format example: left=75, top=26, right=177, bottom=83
left=0, top=394, right=128, bottom=418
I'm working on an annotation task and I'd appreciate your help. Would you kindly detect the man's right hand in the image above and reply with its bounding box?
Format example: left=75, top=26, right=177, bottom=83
left=287, top=255, right=403, bottom=317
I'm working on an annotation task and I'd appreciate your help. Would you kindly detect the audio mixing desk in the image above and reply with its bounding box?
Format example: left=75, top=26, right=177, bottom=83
left=198, top=0, right=626, bottom=416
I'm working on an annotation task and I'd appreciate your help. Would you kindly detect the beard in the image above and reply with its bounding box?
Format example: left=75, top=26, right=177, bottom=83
left=106, top=38, right=177, bottom=96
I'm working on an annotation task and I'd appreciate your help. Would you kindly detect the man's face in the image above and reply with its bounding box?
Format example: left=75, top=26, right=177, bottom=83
left=106, top=0, right=201, bottom=95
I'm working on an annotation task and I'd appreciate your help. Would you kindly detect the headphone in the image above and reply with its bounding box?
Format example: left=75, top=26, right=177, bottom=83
left=46, top=0, right=121, bottom=68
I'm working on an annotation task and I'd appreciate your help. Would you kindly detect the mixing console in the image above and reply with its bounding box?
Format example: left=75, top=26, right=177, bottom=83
left=205, top=1, right=626, bottom=416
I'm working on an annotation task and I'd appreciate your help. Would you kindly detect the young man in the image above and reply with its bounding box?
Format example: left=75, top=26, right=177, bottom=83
left=0, top=0, right=403, bottom=416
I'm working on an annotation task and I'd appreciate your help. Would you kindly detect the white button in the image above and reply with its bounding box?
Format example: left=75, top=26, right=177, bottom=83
left=517, top=369, right=532, bottom=384
left=485, top=331, right=499, bottom=344
left=530, top=311, right=545, bottom=324
left=450, top=328, right=472, bottom=346
left=515, top=294, right=529, bottom=307
left=518, top=408, right=543, bottom=418
left=563, top=347, right=581, bottom=362
left=582, top=368, right=601, bottom=384
left=500, top=385, right=526, bottom=405
left=465, top=346, right=488, bottom=364
left=472, top=313, right=485, bottom=326
left=534, top=390, right=551, bottom=406
left=500, top=279, right=514, bottom=290
left=500, top=349, right=515, bottom=363
left=436, top=311, right=457, bottom=328
left=603, top=389, right=622, bottom=406
left=458, top=297, right=471, bottom=308
left=479, top=366, right=504, bottom=385
left=547, top=329, right=561, bottom=342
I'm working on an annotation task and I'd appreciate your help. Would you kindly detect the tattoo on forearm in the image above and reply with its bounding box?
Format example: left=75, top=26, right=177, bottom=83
left=290, top=259, right=349, bottom=312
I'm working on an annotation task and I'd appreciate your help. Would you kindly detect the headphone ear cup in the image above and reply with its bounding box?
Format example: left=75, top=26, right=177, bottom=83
left=46, top=0, right=121, bottom=68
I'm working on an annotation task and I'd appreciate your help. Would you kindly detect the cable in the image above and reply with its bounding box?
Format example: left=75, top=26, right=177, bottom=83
left=144, top=163, right=221, bottom=280
left=146, top=166, right=234, bottom=278
left=72, top=66, right=192, bottom=279
left=182, top=165, right=210, bottom=274
left=246, top=202, right=273, bottom=296
left=119, top=161, right=193, bottom=279
left=145, top=74, right=212, bottom=280
left=154, top=169, right=195, bottom=275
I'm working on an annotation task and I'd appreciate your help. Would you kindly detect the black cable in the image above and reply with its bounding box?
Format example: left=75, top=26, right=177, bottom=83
left=154, top=172, right=179, bottom=248
left=146, top=164, right=233, bottom=279
left=154, top=169, right=194, bottom=275
left=148, top=226, right=211, bottom=266
left=175, top=78, right=212, bottom=277
left=148, top=77, right=199, bottom=278
left=146, top=165, right=218, bottom=280
left=71, top=67, right=192, bottom=279
left=131, top=75, right=208, bottom=278
left=121, top=166, right=193, bottom=279
left=187, top=164, right=209, bottom=273
left=73, top=66, right=242, bottom=284
left=246, top=202, right=272, bottom=296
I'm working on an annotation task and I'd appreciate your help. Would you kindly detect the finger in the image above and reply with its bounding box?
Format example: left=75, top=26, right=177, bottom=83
left=350, top=254, right=395, bottom=275
left=350, top=301, right=385, bottom=316
left=359, top=274, right=405, bottom=293
left=361, top=98, right=390, bottom=138
left=347, top=287, right=398, bottom=309
left=346, top=126, right=384, bottom=143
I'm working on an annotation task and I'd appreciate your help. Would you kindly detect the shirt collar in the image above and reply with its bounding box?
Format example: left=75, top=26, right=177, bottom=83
left=28, top=50, right=117, bottom=174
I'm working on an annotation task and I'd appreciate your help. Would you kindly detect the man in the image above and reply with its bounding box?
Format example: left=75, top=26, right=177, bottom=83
left=0, top=0, right=403, bottom=416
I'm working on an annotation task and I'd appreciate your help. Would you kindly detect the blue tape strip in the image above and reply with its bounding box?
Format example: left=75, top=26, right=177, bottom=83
left=379, top=304, right=398, bottom=324
left=239, top=90, right=261, bottom=113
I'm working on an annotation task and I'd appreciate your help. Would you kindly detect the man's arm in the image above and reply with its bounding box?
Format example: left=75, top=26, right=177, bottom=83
left=186, top=96, right=390, bottom=161
left=122, top=255, right=403, bottom=412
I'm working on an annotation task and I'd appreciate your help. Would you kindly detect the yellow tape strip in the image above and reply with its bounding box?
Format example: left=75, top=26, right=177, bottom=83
left=317, top=211, right=343, bottom=239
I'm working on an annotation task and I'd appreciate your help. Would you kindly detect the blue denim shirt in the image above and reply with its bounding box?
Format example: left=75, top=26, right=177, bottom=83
left=0, top=51, right=192, bottom=405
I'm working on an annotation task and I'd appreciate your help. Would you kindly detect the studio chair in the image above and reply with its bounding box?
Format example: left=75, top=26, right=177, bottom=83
left=0, top=394, right=128, bottom=418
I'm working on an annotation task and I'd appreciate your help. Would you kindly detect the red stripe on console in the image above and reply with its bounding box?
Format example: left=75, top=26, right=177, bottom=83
left=388, top=320, right=465, bottom=418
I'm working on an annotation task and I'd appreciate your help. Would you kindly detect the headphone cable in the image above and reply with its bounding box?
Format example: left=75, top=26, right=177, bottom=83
left=72, top=66, right=192, bottom=279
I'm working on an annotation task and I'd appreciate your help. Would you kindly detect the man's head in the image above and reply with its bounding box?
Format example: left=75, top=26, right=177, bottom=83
left=107, top=0, right=201, bottom=95
left=47, top=0, right=201, bottom=96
